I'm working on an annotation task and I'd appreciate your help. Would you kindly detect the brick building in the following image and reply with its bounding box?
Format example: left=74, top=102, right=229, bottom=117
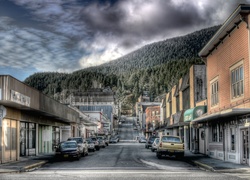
left=195, top=4, right=250, bottom=165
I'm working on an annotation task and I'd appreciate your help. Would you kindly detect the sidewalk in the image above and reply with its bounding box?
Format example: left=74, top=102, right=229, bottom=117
left=0, top=154, right=54, bottom=174
left=1, top=151, right=250, bottom=173
left=184, top=150, right=250, bottom=173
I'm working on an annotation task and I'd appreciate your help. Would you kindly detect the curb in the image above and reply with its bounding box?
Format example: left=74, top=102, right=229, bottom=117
left=20, top=161, right=48, bottom=172
left=193, top=161, right=215, bottom=171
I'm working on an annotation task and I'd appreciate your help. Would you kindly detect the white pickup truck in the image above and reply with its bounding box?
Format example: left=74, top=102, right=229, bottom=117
left=156, top=135, right=184, bottom=159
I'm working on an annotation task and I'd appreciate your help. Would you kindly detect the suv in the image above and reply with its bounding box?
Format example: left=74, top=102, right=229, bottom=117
left=156, top=135, right=184, bottom=159
left=145, top=136, right=158, bottom=149
left=67, top=137, right=88, bottom=156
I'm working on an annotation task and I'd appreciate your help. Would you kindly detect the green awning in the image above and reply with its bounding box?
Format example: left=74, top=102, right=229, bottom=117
left=184, top=106, right=207, bottom=122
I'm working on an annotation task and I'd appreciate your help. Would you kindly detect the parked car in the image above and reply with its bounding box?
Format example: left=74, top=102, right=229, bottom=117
left=156, top=135, right=184, bottom=159
left=115, top=135, right=120, bottom=142
left=67, top=137, right=88, bottom=156
left=104, top=137, right=109, bottom=146
left=109, top=136, right=119, bottom=143
left=97, top=136, right=109, bottom=147
left=88, top=137, right=100, bottom=151
left=138, top=137, right=147, bottom=143
left=86, top=139, right=96, bottom=152
left=145, top=136, right=159, bottom=149
left=151, top=138, right=160, bottom=152
left=55, top=141, right=81, bottom=160
left=97, top=137, right=106, bottom=148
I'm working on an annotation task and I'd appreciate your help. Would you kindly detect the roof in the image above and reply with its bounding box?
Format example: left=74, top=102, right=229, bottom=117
left=199, top=4, right=250, bottom=57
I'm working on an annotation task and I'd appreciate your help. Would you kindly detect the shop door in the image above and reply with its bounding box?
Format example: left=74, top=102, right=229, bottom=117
left=20, top=122, right=36, bottom=156
left=199, top=128, right=205, bottom=154
left=241, top=129, right=249, bottom=164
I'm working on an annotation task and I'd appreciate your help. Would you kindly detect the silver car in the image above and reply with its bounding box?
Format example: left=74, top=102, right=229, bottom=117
left=67, top=137, right=88, bottom=156
left=151, top=138, right=160, bottom=152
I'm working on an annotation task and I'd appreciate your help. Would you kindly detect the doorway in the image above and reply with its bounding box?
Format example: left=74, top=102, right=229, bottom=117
left=20, top=122, right=36, bottom=156
left=241, top=128, right=249, bottom=164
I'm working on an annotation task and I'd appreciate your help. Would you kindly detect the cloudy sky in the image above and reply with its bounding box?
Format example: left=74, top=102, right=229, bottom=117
left=0, top=0, right=249, bottom=81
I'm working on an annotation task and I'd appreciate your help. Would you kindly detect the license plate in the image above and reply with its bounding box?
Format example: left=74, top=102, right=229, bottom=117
left=168, top=150, right=174, bottom=152
left=64, top=154, right=69, bottom=158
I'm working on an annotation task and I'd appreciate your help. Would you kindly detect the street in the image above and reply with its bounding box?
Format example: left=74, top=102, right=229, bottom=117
left=1, top=117, right=248, bottom=180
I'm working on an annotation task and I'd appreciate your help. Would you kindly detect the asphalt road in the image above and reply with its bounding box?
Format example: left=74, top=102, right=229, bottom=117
left=0, top=117, right=246, bottom=180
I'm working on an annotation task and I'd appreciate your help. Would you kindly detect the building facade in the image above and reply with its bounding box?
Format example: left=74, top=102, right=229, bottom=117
left=69, top=88, right=116, bottom=135
left=196, top=4, right=250, bottom=165
left=165, top=65, right=207, bottom=150
left=0, top=75, right=79, bottom=164
left=145, top=106, right=160, bottom=137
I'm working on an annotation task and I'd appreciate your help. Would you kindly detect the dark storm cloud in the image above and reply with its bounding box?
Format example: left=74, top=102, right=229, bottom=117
left=2, top=0, right=250, bottom=80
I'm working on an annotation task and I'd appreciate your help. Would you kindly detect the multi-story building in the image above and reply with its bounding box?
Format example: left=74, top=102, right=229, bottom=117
left=145, top=106, right=160, bottom=137
left=69, top=87, right=117, bottom=135
left=196, top=4, right=250, bottom=165
left=165, top=65, right=207, bottom=150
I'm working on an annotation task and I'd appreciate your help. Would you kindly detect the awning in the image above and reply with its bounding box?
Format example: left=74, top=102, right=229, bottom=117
left=184, top=106, right=207, bottom=122
left=191, top=108, right=250, bottom=124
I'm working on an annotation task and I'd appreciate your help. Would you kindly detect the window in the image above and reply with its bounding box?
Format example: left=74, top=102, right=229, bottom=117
left=211, top=80, right=218, bottom=106
left=211, top=124, right=223, bottom=142
left=182, top=87, right=190, bottom=110
left=211, top=124, right=217, bottom=142
left=230, top=127, right=235, bottom=151
left=176, top=95, right=180, bottom=112
left=231, top=65, right=243, bottom=98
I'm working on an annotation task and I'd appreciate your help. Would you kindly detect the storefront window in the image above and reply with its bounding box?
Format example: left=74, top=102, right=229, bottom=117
left=211, top=124, right=223, bottom=142
left=212, top=124, right=217, bottom=142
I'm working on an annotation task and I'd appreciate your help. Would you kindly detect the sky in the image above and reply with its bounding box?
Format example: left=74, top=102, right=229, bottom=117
left=0, top=0, right=250, bottom=81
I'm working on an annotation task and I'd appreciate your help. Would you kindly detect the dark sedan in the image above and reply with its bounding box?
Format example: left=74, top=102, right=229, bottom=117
left=55, top=141, right=81, bottom=160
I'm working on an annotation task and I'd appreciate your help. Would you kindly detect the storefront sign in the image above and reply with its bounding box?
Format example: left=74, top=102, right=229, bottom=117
left=10, top=90, right=30, bottom=107
left=0, top=105, right=6, bottom=127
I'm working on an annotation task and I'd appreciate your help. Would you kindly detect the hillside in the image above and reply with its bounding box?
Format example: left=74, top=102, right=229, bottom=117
left=24, top=25, right=220, bottom=110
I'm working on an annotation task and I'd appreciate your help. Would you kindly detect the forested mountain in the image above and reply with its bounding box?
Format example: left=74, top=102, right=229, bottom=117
left=24, top=25, right=220, bottom=109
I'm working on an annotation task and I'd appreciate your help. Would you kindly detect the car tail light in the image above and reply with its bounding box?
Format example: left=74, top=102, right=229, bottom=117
left=159, top=142, right=162, bottom=147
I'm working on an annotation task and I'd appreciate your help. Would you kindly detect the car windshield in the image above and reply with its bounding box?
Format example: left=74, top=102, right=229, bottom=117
left=68, top=138, right=83, bottom=143
left=161, top=136, right=181, bottom=143
left=149, top=137, right=158, bottom=141
left=60, top=142, right=77, bottom=148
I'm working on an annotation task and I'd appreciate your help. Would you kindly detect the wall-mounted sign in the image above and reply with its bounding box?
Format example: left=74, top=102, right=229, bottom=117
left=10, top=90, right=30, bottom=107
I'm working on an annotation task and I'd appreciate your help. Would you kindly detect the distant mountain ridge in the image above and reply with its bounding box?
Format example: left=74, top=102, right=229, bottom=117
left=24, top=25, right=221, bottom=107
left=84, top=25, right=220, bottom=75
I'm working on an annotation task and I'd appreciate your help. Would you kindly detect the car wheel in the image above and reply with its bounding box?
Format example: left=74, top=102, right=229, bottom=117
left=157, top=153, right=162, bottom=159
left=151, top=148, right=154, bottom=152
left=176, top=153, right=184, bottom=159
